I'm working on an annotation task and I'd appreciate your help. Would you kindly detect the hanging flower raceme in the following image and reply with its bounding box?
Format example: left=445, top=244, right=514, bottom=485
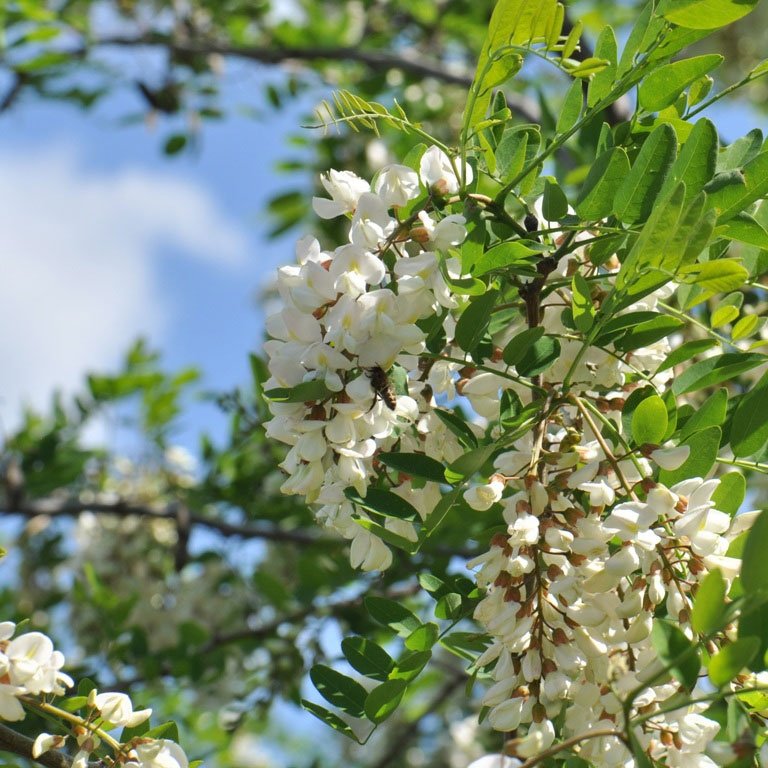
left=265, top=144, right=761, bottom=768
left=264, top=148, right=474, bottom=570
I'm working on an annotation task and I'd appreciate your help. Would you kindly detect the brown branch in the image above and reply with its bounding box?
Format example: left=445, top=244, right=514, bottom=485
left=2, top=498, right=332, bottom=546
left=370, top=667, right=467, bottom=768
left=0, top=74, right=26, bottom=114
left=0, top=723, right=72, bottom=768
left=52, top=33, right=542, bottom=124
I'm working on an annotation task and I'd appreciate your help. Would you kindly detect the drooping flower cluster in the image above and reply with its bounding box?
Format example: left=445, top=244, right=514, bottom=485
left=264, top=147, right=475, bottom=570
left=265, top=149, right=758, bottom=767
left=0, top=622, right=189, bottom=768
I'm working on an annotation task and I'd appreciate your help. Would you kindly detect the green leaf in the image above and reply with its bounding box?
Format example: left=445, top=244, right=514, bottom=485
left=716, top=212, right=768, bottom=248
left=342, top=637, right=395, bottom=682
left=405, top=623, right=439, bottom=652
left=616, top=183, right=686, bottom=288
left=658, top=426, right=721, bottom=486
left=495, top=128, right=532, bottom=182
left=426, top=487, right=466, bottom=534
left=593, top=311, right=660, bottom=345
left=515, top=335, right=561, bottom=376
left=671, top=353, right=766, bottom=395
left=679, top=388, right=728, bottom=439
left=639, top=55, right=723, bottom=111
left=364, top=596, right=422, bottom=637
left=738, top=599, right=768, bottom=671
left=631, top=395, right=668, bottom=445
left=731, top=371, right=768, bottom=457
left=661, top=118, right=718, bottom=202
left=309, top=665, right=368, bottom=718
left=302, top=700, right=360, bottom=741
left=692, top=569, right=727, bottom=635
left=542, top=179, right=569, bottom=221
left=445, top=444, right=498, bottom=483
left=439, top=632, right=490, bottom=662
left=707, top=151, right=768, bottom=222
left=464, top=0, right=556, bottom=131
left=587, top=26, right=618, bottom=107
left=679, top=260, right=749, bottom=306
left=571, top=273, right=595, bottom=333
left=613, top=316, right=685, bottom=352
left=364, top=680, right=407, bottom=724
left=163, top=134, right=188, bottom=155
left=143, top=722, right=180, bottom=742
left=556, top=80, right=583, bottom=134
left=433, top=408, right=478, bottom=448
left=711, top=472, right=745, bottom=517
left=391, top=650, right=432, bottom=682
left=264, top=380, right=331, bottom=403
left=651, top=620, right=701, bottom=690
left=575, top=147, right=630, bottom=220
left=613, top=123, right=677, bottom=224
left=455, top=289, right=499, bottom=352
left=731, top=314, right=760, bottom=341
left=377, top=452, right=447, bottom=483
left=709, top=638, right=760, bottom=686
left=741, top=510, right=768, bottom=595
left=353, top=518, right=418, bottom=554
left=502, top=327, right=545, bottom=366
left=656, top=338, right=717, bottom=373
left=345, top=488, right=420, bottom=522
left=472, top=244, right=538, bottom=276
left=660, top=0, right=761, bottom=30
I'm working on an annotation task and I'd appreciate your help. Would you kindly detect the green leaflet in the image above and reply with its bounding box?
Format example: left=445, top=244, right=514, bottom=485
left=613, top=123, right=677, bottom=224
left=638, top=55, right=723, bottom=111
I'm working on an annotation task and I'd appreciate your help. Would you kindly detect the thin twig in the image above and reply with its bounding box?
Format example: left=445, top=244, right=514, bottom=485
left=2, top=499, right=331, bottom=546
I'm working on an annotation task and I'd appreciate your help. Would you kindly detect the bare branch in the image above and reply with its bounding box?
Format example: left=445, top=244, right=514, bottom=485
left=50, top=33, right=542, bottom=124
left=0, top=723, right=72, bottom=768
left=371, top=667, right=467, bottom=768
left=2, top=498, right=333, bottom=546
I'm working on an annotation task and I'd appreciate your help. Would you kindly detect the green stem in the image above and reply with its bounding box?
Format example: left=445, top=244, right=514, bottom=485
left=658, top=301, right=732, bottom=347
left=685, top=66, right=768, bottom=120
left=630, top=685, right=768, bottom=727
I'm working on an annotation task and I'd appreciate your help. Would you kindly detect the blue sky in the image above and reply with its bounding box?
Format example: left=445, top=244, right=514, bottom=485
left=0, top=71, right=317, bottom=447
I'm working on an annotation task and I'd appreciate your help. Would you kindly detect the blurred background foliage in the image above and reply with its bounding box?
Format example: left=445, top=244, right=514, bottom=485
left=0, top=1, right=767, bottom=766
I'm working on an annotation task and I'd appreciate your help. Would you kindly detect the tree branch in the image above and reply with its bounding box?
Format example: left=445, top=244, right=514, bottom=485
left=56, top=33, right=542, bottom=124
left=370, top=667, right=467, bottom=768
left=2, top=498, right=332, bottom=546
left=0, top=723, right=72, bottom=768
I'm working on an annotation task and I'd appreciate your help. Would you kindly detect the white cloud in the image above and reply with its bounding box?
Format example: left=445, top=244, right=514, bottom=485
left=0, top=146, right=250, bottom=429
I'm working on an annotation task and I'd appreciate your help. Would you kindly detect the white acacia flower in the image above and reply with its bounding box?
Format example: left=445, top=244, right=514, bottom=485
left=464, top=477, right=505, bottom=511
left=94, top=691, right=152, bottom=728
left=419, top=146, right=473, bottom=193
left=32, top=733, right=67, bottom=757
left=312, top=169, right=370, bottom=218
left=467, top=755, right=522, bottom=768
left=374, top=164, right=420, bottom=207
left=127, top=739, right=189, bottom=768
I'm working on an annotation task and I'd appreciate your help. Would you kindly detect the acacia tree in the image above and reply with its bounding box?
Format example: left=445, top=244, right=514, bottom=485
left=3, top=0, right=768, bottom=767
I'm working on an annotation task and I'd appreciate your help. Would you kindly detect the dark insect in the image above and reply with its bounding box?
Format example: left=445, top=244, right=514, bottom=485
left=366, top=366, right=397, bottom=411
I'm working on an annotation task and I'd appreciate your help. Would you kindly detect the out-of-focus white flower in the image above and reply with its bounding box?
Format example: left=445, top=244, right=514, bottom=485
left=32, top=733, right=67, bottom=758
left=312, top=169, right=370, bottom=218
left=95, top=691, right=152, bottom=728
left=467, top=756, right=522, bottom=768
left=419, top=146, right=473, bottom=193
left=374, top=164, right=420, bottom=207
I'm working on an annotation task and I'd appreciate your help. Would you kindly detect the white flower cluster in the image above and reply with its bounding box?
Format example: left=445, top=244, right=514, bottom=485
left=267, top=148, right=757, bottom=766
left=264, top=147, right=474, bottom=570
left=467, top=425, right=750, bottom=766
left=0, top=622, right=188, bottom=768
left=0, top=622, right=73, bottom=721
